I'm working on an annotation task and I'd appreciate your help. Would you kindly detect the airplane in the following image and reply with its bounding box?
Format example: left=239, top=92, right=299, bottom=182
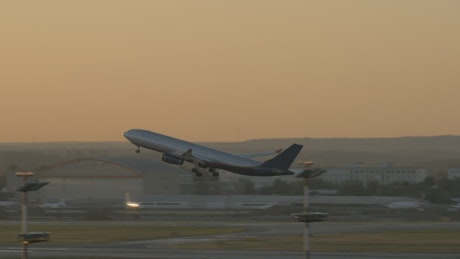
left=0, top=200, right=17, bottom=208
left=39, top=199, right=68, bottom=209
left=124, top=193, right=140, bottom=209
left=386, top=201, right=423, bottom=210
left=124, top=129, right=323, bottom=177
left=0, top=200, right=18, bottom=214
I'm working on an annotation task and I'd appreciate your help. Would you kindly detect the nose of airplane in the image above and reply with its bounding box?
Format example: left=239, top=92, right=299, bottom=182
left=124, top=129, right=149, bottom=143
left=123, top=130, right=134, bottom=140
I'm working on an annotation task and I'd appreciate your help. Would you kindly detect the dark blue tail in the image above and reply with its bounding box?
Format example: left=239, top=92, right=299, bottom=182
left=262, top=144, right=303, bottom=170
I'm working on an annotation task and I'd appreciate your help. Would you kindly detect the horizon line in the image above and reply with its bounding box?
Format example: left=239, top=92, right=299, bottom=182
left=1, top=134, right=460, bottom=145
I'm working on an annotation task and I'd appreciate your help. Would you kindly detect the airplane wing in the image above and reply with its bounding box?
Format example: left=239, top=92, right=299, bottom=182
left=171, top=149, right=206, bottom=165
left=171, top=148, right=253, bottom=168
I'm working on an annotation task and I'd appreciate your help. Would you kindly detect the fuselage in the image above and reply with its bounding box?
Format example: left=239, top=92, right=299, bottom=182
left=123, top=129, right=297, bottom=176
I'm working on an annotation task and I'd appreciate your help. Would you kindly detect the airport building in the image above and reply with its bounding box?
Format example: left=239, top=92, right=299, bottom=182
left=219, top=163, right=428, bottom=189
left=35, top=157, right=192, bottom=202
left=447, top=168, right=460, bottom=179
left=318, top=164, right=427, bottom=185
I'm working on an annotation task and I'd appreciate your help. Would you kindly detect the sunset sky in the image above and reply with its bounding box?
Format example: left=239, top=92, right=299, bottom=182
left=1, top=1, right=459, bottom=142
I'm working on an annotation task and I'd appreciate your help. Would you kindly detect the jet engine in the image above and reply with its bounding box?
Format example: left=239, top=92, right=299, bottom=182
left=161, top=153, right=184, bottom=165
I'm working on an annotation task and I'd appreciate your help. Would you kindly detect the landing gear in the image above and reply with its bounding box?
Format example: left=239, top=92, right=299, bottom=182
left=191, top=168, right=218, bottom=177
left=192, top=168, right=202, bottom=177
left=209, top=168, right=219, bottom=177
left=135, top=146, right=140, bottom=153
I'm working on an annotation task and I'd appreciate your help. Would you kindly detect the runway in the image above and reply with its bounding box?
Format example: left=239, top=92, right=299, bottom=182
left=1, top=221, right=460, bottom=258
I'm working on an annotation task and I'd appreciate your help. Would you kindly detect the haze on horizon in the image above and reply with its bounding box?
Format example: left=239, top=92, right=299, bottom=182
left=1, top=1, right=459, bottom=143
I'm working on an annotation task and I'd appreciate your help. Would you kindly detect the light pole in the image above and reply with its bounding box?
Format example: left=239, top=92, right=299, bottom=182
left=292, top=166, right=328, bottom=259
left=16, top=172, right=50, bottom=259
left=303, top=177, right=310, bottom=258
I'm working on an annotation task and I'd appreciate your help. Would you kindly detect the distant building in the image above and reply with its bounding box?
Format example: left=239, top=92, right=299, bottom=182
left=319, top=163, right=427, bottom=185
left=447, top=168, right=460, bottom=179
left=219, top=163, right=428, bottom=188
left=222, top=173, right=285, bottom=190
left=35, top=157, right=192, bottom=202
left=318, top=168, right=349, bottom=184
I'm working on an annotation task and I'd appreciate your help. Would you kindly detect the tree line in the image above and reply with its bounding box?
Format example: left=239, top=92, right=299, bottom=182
left=193, top=177, right=460, bottom=204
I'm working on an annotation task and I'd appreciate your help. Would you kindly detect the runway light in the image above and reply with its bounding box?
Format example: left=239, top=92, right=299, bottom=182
left=126, top=202, right=140, bottom=209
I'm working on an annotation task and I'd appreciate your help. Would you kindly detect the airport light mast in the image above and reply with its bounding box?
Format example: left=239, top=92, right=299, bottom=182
left=16, top=172, right=50, bottom=259
left=291, top=164, right=328, bottom=259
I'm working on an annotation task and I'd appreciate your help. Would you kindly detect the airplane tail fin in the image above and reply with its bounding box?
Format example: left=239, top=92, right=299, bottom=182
left=262, top=144, right=303, bottom=170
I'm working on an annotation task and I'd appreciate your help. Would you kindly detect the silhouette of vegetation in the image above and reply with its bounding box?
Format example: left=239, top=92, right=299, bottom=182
left=237, top=178, right=257, bottom=194
left=259, top=178, right=303, bottom=195
left=235, top=177, right=460, bottom=204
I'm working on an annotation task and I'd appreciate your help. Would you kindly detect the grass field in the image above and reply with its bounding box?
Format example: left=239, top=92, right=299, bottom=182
left=2, top=222, right=460, bottom=254
left=174, top=229, right=460, bottom=253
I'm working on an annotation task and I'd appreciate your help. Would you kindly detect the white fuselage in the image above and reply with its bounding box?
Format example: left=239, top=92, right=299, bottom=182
left=124, top=129, right=261, bottom=167
left=123, top=129, right=301, bottom=176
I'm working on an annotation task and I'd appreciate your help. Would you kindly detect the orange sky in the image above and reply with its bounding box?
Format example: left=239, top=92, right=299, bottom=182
left=1, top=1, right=460, bottom=142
